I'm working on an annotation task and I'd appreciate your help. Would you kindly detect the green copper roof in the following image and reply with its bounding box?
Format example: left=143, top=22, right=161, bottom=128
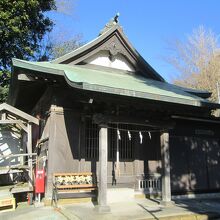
left=50, top=23, right=165, bottom=82
left=12, top=59, right=219, bottom=108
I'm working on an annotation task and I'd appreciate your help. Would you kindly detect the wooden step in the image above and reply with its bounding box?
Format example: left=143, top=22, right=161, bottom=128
left=0, top=197, right=15, bottom=213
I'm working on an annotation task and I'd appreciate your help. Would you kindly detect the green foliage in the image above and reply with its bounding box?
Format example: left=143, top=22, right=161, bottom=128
left=0, top=86, right=9, bottom=103
left=0, top=0, right=56, bottom=102
left=0, top=0, right=81, bottom=103
left=0, top=70, right=10, bottom=103
left=0, top=0, right=56, bottom=69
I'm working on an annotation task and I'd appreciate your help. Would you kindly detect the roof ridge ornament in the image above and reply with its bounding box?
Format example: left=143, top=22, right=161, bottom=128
left=99, top=13, right=120, bottom=36
left=114, top=13, right=120, bottom=23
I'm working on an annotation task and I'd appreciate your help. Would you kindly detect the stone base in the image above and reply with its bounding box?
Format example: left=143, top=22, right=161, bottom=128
left=34, top=202, right=44, bottom=208
left=160, top=200, right=175, bottom=207
left=94, top=205, right=111, bottom=213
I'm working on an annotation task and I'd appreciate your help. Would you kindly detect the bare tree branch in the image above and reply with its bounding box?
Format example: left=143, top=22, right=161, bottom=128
left=165, top=26, right=220, bottom=102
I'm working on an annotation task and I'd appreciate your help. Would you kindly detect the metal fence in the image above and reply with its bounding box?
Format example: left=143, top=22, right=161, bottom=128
left=137, top=174, right=161, bottom=194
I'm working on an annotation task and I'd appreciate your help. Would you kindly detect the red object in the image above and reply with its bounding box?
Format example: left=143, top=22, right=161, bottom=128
left=27, top=193, right=33, bottom=205
left=35, top=169, right=45, bottom=193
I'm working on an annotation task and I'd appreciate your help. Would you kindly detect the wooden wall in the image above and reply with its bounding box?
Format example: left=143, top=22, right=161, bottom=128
left=44, top=107, right=161, bottom=197
left=170, top=119, right=220, bottom=194
left=41, top=103, right=220, bottom=197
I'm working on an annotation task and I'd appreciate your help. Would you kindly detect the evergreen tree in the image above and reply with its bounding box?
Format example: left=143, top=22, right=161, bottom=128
left=0, top=0, right=56, bottom=102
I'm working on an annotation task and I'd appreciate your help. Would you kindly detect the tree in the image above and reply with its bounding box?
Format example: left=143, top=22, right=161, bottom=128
left=0, top=0, right=56, bottom=102
left=166, top=26, right=220, bottom=102
left=0, top=0, right=56, bottom=69
left=50, top=34, right=84, bottom=59
left=56, top=0, right=75, bottom=16
left=0, top=70, right=10, bottom=102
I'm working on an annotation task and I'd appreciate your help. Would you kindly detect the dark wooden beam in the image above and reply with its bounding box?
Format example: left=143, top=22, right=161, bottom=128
left=92, top=114, right=175, bottom=129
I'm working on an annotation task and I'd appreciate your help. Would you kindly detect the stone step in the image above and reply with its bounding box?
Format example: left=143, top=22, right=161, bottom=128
left=107, top=188, right=135, bottom=204
left=0, top=190, right=13, bottom=199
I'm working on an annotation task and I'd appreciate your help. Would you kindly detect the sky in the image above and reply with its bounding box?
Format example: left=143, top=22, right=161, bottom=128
left=48, top=0, right=220, bottom=82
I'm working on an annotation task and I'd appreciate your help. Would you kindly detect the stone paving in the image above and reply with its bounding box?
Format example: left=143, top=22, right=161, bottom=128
left=62, top=198, right=220, bottom=220
left=1, top=198, right=220, bottom=219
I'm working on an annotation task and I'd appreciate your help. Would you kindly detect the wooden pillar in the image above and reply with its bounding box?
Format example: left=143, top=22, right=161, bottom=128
left=95, top=124, right=110, bottom=213
left=45, top=107, right=56, bottom=199
left=27, top=123, right=33, bottom=189
left=160, top=131, right=173, bottom=206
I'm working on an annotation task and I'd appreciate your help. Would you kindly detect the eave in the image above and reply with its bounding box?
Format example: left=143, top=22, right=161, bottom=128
left=11, top=59, right=220, bottom=110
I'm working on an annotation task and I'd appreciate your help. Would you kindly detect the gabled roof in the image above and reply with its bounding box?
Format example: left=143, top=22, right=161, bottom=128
left=10, top=17, right=220, bottom=111
left=0, top=102, right=39, bottom=125
left=12, top=59, right=220, bottom=109
left=51, top=23, right=165, bottom=82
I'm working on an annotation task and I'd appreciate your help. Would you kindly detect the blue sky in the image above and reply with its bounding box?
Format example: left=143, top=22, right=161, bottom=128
left=48, top=0, right=220, bottom=81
